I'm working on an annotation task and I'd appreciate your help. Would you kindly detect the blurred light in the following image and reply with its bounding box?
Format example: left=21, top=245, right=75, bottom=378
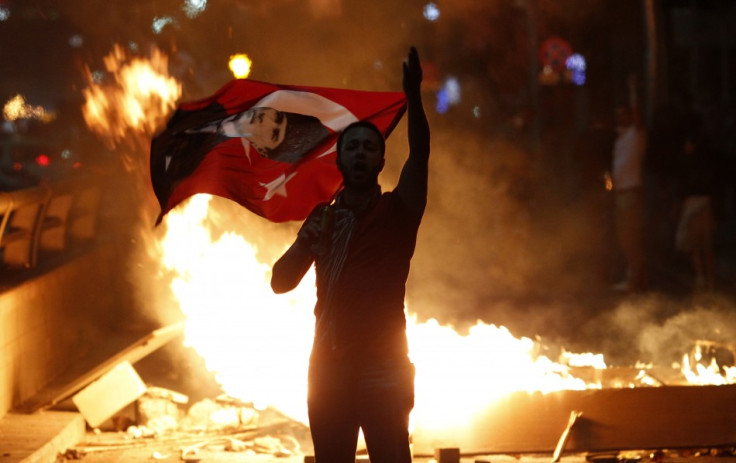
left=373, top=60, right=384, bottom=70
left=423, top=2, right=440, bottom=21
left=91, top=70, right=105, bottom=83
left=435, top=76, right=461, bottom=115
left=183, top=0, right=207, bottom=18
left=566, top=53, right=586, bottom=72
left=3, top=95, right=56, bottom=122
left=35, top=154, right=50, bottom=167
left=12, top=162, right=21, bottom=171
left=61, top=149, right=72, bottom=160
left=473, top=105, right=481, bottom=118
left=152, top=16, right=175, bottom=34
left=69, top=34, right=83, bottom=48
left=443, top=76, right=461, bottom=105
left=228, top=54, right=252, bottom=79
left=566, top=53, right=586, bottom=86
left=0, top=7, right=10, bottom=21
left=435, top=89, right=449, bottom=114
left=73, top=162, right=82, bottom=169
left=128, top=41, right=139, bottom=52
left=2, top=121, right=15, bottom=133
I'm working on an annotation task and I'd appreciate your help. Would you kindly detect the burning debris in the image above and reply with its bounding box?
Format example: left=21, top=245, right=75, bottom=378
left=69, top=389, right=312, bottom=460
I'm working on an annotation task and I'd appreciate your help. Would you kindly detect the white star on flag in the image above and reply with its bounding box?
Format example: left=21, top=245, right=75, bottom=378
left=260, top=172, right=297, bottom=201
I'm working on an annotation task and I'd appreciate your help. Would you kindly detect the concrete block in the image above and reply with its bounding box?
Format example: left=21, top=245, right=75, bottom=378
left=72, top=361, right=146, bottom=429
left=435, top=447, right=461, bottom=463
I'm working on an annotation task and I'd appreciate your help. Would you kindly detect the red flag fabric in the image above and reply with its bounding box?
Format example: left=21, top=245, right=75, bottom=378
left=150, top=79, right=407, bottom=224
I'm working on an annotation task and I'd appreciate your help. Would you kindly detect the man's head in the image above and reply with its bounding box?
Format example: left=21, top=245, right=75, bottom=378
left=236, top=107, right=329, bottom=163
left=235, top=107, right=287, bottom=155
left=336, top=121, right=386, bottom=190
left=266, top=112, right=329, bottom=163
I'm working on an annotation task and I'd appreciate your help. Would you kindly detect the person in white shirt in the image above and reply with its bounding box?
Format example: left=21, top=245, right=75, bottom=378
left=611, top=105, right=647, bottom=291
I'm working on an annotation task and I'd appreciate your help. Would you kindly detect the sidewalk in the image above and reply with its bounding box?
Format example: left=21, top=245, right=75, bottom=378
left=0, top=411, right=84, bottom=463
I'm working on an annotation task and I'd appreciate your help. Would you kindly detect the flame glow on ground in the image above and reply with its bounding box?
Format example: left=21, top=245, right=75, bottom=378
left=160, top=196, right=606, bottom=429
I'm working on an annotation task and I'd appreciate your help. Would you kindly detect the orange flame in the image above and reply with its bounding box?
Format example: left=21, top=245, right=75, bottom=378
left=82, top=44, right=181, bottom=149
left=159, top=196, right=608, bottom=429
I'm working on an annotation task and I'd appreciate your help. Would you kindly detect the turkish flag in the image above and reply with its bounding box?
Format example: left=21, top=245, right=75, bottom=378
left=150, top=79, right=407, bottom=224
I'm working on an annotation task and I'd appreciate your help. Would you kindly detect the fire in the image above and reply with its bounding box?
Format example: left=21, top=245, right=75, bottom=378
left=80, top=42, right=736, bottom=453
left=3, top=94, right=56, bottom=122
left=681, top=341, right=736, bottom=385
left=228, top=54, right=252, bottom=79
left=159, top=196, right=607, bottom=430
left=82, top=44, right=181, bottom=149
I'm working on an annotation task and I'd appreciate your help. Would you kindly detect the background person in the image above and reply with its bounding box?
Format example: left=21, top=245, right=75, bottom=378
left=611, top=104, right=648, bottom=292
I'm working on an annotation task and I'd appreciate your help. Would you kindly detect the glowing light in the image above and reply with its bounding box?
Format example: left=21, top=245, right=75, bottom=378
left=3, top=95, right=56, bottom=122
left=566, top=53, right=587, bottom=86
left=91, top=70, right=105, bottom=83
left=435, top=89, right=449, bottom=114
left=152, top=16, right=176, bottom=34
left=472, top=105, right=481, bottom=118
left=81, top=44, right=181, bottom=149
left=12, top=162, right=21, bottom=171
left=0, top=7, right=9, bottom=21
left=434, top=76, right=461, bottom=115
left=69, top=34, right=83, bottom=48
left=183, top=0, right=207, bottom=18
left=423, top=2, right=440, bottom=21
left=35, top=154, right=50, bottom=166
left=61, top=149, right=71, bottom=160
left=443, top=77, right=461, bottom=104
left=228, top=54, right=252, bottom=79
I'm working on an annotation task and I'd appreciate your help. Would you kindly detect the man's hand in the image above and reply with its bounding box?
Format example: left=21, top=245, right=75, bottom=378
left=402, top=47, right=422, bottom=97
left=296, top=205, right=331, bottom=255
left=296, top=214, right=323, bottom=252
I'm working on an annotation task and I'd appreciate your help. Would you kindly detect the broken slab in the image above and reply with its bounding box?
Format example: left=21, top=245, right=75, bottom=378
left=412, top=384, right=736, bottom=455
left=0, top=411, right=84, bottom=463
left=72, top=361, right=147, bottom=429
left=16, top=321, right=185, bottom=413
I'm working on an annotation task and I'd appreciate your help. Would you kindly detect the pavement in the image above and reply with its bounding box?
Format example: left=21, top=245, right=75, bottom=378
left=0, top=411, right=84, bottom=463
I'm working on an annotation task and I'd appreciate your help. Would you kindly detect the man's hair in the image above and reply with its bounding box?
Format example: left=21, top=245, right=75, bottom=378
left=336, top=121, right=386, bottom=159
left=264, top=112, right=330, bottom=164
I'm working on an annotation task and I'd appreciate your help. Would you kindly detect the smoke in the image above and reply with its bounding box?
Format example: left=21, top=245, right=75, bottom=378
left=573, top=293, right=736, bottom=366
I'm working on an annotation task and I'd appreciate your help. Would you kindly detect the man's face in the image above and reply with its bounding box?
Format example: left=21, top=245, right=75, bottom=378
left=337, top=126, right=384, bottom=189
left=236, top=107, right=287, bottom=154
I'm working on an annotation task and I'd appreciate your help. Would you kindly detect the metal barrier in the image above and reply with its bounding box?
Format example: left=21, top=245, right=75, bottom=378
left=0, top=178, right=102, bottom=270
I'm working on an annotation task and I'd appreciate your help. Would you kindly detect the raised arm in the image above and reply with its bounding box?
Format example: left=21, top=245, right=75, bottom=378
left=395, top=46, right=430, bottom=216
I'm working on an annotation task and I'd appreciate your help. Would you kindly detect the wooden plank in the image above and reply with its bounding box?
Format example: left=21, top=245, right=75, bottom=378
left=16, top=321, right=185, bottom=413
left=412, top=385, right=736, bottom=455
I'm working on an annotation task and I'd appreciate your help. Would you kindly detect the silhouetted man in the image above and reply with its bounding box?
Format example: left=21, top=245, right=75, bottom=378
left=270, top=47, right=429, bottom=463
